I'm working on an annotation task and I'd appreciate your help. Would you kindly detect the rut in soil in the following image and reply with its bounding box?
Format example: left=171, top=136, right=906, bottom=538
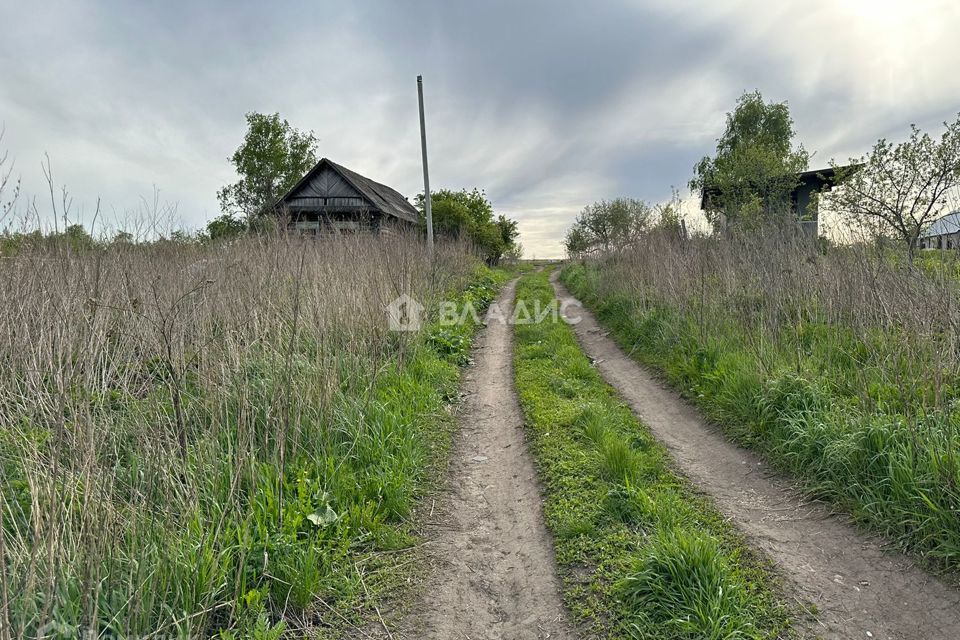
left=398, top=279, right=575, bottom=640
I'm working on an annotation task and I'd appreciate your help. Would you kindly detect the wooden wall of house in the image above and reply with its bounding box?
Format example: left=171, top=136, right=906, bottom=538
left=290, top=211, right=383, bottom=235
left=287, top=166, right=369, bottom=207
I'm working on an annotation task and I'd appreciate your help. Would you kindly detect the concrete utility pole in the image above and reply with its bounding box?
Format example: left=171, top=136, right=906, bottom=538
left=417, top=75, right=434, bottom=256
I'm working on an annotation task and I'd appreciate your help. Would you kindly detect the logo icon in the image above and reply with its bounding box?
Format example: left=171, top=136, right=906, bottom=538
left=386, top=294, right=425, bottom=332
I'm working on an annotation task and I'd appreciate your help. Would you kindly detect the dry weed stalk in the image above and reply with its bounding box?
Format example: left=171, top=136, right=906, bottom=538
left=0, top=229, right=474, bottom=636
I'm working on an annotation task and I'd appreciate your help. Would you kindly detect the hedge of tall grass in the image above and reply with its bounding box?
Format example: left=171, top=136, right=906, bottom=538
left=0, top=233, right=496, bottom=638
left=561, top=228, right=960, bottom=571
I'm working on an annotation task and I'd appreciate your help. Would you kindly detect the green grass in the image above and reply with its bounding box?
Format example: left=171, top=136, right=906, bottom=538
left=561, top=261, right=960, bottom=571
left=916, top=249, right=960, bottom=280
left=513, top=270, right=794, bottom=639
left=225, top=265, right=511, bottom=636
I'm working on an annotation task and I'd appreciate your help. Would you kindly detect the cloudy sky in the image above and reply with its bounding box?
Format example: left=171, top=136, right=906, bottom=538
left=1, top=0, right=959, bottom=256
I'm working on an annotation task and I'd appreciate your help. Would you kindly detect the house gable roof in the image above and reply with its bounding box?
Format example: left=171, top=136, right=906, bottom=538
left=278, top=158, right=420, bottom=223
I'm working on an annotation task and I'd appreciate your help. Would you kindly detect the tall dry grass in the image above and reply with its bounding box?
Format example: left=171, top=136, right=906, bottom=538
left=563, top=226, right=960, bottom=567
left=0, top=231, right=476, bottom=638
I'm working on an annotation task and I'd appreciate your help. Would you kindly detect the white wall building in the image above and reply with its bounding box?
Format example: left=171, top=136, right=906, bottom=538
left=918, top=211, right=960, bottom=250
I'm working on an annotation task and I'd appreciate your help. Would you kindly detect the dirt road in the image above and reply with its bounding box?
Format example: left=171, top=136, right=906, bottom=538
left=552, top=272, right=960, bottom=640
left=400, top=279, right=575, bottom=640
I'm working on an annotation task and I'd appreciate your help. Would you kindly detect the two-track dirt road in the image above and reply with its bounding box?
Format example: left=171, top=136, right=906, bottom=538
left=398, top=271, right=960, bottom=640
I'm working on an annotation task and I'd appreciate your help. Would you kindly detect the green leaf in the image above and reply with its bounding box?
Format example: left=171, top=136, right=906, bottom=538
left=307, top=505, right=339, bottom=527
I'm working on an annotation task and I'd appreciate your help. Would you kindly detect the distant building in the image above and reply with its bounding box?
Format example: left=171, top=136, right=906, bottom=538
left=700, top=166, right=851, bottom=236
left=918, top=211, right=960, bottom=250
left=276, top=158, right=419, bottom=234
left=791, top=167, right=846, bottom=237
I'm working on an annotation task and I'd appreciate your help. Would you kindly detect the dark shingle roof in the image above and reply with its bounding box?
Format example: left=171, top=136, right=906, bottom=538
left=278, top=158, right=420, bottom=223
left=326, top=160, right=420, bottom=223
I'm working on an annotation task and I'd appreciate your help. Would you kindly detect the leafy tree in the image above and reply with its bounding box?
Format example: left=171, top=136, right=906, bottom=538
left=416, top=189, right=518, bottom=264
left=823, top=115, right=960, bottom=261
left=426, top=196, right=472, bottom=238
left=0, top=230, right=41, bottom=256
left=502, top=240, right=524, bottom=262
left=204, top=213, right=247, bottom=242
left=563, top=198, right=652, bottom=257
left=496, top=215, right=520, bottom=252
left=651, top=190, right=688, bottom=241
left=168, top=229, right=198, bottom=244
left=217, top=112, right=318, bottom=220
left=691, top=91, right=809, bottom=228
left=112, top=230, right=134, bottom=244
left=57, top=224, right=96, bottom=252
left=563, top=225, right=592, bottom=257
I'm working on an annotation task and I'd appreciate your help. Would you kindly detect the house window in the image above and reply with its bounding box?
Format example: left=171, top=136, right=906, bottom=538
left=938, top=237, right=943, bottom=249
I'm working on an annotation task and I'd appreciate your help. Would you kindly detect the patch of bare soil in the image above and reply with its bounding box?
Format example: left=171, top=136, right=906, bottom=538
left=552, top=271, right=960, bottom=640
left=393, top=279, right=575, bottom=640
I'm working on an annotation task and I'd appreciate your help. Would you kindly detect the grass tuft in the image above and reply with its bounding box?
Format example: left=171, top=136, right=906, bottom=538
left=599, top=433, right=641, bottom=483
left=619, top=528, right=760, bottom=640
left=580, top=405, right=611, bottom=446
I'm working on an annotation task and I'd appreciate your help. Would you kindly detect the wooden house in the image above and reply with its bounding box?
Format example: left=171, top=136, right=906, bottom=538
left=276, top=158, right=420, bottom=234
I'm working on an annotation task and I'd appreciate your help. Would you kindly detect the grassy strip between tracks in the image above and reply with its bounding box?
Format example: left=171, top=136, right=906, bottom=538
left=512, top=269, right=797, bottom=640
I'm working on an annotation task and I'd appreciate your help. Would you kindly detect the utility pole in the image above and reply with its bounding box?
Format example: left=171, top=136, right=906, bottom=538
left=417, top=75, right=434, bottom=257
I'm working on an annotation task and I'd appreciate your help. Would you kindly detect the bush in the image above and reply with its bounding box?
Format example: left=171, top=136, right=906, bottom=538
left=416, top=189, right=519, bottom=264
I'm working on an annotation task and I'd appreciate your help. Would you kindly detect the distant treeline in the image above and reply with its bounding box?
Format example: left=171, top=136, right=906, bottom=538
left=0, top=216, right=270, bottom=255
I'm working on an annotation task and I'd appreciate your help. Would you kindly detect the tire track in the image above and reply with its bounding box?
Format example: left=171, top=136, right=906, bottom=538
left=400, top=278, right=575, bottom=640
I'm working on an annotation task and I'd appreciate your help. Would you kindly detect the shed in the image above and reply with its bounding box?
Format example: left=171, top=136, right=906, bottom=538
left=276, top=158, right=420, bottom=234
left=791, top=167, right=846, bottom=237
left=918, top=211, right=960, bottom=250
